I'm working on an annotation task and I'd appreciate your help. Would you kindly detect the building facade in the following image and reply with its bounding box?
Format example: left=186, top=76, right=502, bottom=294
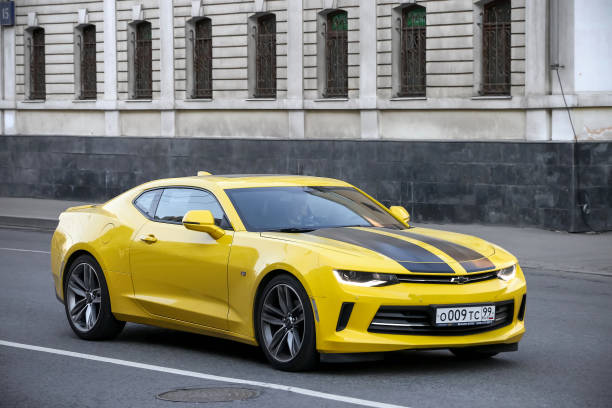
left=1, top=0, right=611, bottom=231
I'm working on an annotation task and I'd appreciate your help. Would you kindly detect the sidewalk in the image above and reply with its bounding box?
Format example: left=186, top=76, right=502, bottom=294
left=0, top=197, right=87, bottom=231
left=1, top=197, right=610, bottom=276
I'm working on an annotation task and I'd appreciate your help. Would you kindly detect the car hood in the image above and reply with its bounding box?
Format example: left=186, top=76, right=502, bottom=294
left=261, top=226, right=497, bottom=274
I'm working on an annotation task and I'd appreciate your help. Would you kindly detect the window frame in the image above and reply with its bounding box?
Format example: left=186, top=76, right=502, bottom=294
left=254, top=13, right=277, bottom=98
left=132, top=187, right=234, bottom=231
left=25, top=26, right=46, bottom=100
left=247, top=12, right=277, bottom=99
left=74, top=23, right=97, bottom=100
left=318, top=9, right=348, bottom=99
left=481, top=0, right=511, bottom=96
left=127, top=20, right=153, bottom=100
left=186, top=17, right=213, bottom=99
left=394, top=4, right=426, bottom=98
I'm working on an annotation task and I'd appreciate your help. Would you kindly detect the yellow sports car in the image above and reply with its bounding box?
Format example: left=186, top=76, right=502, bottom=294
left=51, top=173, right=526, bottom=371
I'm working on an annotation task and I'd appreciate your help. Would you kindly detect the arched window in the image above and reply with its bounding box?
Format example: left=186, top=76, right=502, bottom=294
left=25, top=27, right=45, bottom=100
left=254, top=14, right=276, bottom=98
left=324, top=10, right=348, bottom=98
left=482, top=0, right=511, bottom=95
left=398, top=5, right=426, bottom=97
left=75, top=24, right=97, bottom=99
left=128, top=20, right=152, bottom=99
left=187, top=17, right=212, bottom=99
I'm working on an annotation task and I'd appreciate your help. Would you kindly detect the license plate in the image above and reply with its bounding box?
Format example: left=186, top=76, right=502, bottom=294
left=435, top=305, right=496, bottom=327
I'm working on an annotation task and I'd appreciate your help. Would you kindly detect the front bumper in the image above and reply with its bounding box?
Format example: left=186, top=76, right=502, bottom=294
left=313, top=266, right=526, bottom=354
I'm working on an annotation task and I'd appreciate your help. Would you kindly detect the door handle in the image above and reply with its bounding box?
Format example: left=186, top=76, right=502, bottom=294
left=139, top=234, right=157, bottom=244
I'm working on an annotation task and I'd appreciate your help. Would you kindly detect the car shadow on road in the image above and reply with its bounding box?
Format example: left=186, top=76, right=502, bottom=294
left=115, top=323, right=268, bottom=365
left=316, top=349, right=518, bottom=377
left=113, top=323, right=518, bottom=376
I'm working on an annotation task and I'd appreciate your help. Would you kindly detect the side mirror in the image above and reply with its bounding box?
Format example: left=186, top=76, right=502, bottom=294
left=182, top=210, right=225, bottom=240
left=389, top=206, right=410, bottom=227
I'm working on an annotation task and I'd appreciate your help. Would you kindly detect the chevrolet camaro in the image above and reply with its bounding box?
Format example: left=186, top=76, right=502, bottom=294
left=51, top=173, right=526, bottom=371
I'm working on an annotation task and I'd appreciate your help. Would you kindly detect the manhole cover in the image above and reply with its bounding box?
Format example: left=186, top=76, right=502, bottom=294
left=157, top=387, right=259, bottom=403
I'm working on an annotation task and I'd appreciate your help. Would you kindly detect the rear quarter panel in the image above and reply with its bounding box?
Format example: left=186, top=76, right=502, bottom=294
left=51, top=200, right=147, bottom=317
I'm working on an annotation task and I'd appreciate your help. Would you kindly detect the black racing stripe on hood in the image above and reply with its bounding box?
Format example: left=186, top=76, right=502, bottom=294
left=392, top=230, right=496, bottom=273
left=308, top=228, right=456, bottom=274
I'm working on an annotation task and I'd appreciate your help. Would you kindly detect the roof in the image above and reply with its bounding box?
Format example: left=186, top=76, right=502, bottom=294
left=198, top=174, right=351, bottom=189
left=139, top=174, right=352, bottom=190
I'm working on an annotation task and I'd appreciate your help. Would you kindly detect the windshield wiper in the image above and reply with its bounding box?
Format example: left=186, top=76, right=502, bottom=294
left=267, top=228, right=317, bottom=233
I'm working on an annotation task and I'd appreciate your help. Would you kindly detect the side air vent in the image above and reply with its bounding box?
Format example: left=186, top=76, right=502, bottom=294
left=518, top=294, right=526, bottom=321
left=336, top=302, right=354, bottom=332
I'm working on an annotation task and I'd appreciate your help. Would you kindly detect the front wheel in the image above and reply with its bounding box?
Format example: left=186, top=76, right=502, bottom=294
left=255, top=275, right=318, bottom=371
left=64, top=254, right=125, bottom=340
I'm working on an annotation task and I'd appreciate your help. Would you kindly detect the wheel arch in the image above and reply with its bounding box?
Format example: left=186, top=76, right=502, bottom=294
left=61, top=247, right=106, bottom=297
left=252, top=268, right=316, bottom=341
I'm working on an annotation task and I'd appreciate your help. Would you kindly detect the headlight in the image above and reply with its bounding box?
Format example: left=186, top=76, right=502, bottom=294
left=497, top=264, right=516, bottom=281
left=334, top=270, right=399, bottom=287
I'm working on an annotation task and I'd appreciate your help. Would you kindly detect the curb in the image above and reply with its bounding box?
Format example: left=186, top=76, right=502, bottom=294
left=522, top=264, right=612, bottom=278
left=0, top=216, right=58, bottom=231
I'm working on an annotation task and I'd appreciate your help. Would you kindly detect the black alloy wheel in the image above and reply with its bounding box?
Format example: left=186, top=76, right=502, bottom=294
left=64, top=254, right=125, bottom=340
left=256, top=274, right=318, bottom=371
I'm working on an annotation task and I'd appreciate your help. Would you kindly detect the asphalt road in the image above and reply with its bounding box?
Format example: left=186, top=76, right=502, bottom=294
left=1, top=228, right=611, bottom=408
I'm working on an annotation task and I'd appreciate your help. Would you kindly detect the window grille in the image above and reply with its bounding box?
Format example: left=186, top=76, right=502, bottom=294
left=399, top=6, right=426, bottom=97
left=254, top=14, right=276, bottom=98
left=482, top=0, right=511, bottom=95
left=77, top=24, right=97, bottom=99
left=27, top=27, right=46, bottom=100
left=132, top=21, right=152, bottom=99
left=191, top=18, right=212, bottom=99
left=324, top=10, right=348, bottom=98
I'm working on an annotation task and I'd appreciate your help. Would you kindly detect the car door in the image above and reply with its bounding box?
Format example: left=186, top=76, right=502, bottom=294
left=130, top=187, right=234, bottom=330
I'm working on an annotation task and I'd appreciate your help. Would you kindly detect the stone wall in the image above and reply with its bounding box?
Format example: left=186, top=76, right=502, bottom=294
left=2, top=135, right=610, bottom=232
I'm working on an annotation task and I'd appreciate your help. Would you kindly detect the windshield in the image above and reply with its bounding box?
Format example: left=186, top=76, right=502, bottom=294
left=225, top=186, right=406, bottom=232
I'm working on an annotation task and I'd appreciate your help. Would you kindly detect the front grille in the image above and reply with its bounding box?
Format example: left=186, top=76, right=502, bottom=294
left=397, top=270, right=498, bottom=284
left=368, top=300, right=514, bottom=336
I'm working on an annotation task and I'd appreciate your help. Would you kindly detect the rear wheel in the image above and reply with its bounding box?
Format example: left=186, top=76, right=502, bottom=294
left=256, top=275, right=318, bottom=371
left=64, top=254, right=125, bottom=340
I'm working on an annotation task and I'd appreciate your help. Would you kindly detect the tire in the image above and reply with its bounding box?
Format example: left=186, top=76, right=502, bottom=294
left=63, top=254, right=125, bottom=340
left=255, top=274, right=318, bottom=371
left=450, top=347, right=499, bottom=360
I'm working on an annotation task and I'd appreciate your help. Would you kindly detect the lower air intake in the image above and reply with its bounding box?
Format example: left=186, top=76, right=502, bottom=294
left=368, top=300, right=514, bottom=336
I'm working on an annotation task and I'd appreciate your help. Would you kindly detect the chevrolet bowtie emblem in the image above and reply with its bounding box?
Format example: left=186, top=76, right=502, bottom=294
left=451, top=276, right=469, bottom=284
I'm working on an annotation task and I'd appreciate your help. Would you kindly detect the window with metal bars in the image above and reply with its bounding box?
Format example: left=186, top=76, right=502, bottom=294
left=129, top=21, right=152, bottom=99
left=398, top=6, right=426, bottom=97
left=189, top=18, right=212, bottom=99
left=324, top=10, right=348, bottom=98
left=254, top=14, right=276, bottom=98
left=482, top=0, right=511, bottom=95
left=76, top=24, right=97, bottom=99
left=26, top=27, right=45, bottom=100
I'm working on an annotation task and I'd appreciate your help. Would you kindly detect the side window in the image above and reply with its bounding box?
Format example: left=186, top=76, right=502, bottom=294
left=154, top=188, right=231, bottom=229
left=134, top=189, right=161, bottom=218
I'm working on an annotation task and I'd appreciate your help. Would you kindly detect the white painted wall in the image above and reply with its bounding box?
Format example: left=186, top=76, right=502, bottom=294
left=1, top=0, right=610, bottom=140
left=573, top=0, right=612, bottom=92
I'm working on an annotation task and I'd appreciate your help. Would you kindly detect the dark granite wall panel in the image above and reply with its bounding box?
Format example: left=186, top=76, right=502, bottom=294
left=1, top=136, right=610, bottom=232
left=575, top=143, right=612, bottom=232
